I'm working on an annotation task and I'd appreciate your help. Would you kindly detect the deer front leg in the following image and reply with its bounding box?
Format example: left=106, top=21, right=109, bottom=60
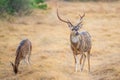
left=24, top=55, right=30, bottom=65
left=28, top=54, right=31, bottom=65
left=73, top=54, right=79, bottom=72
left=80, top=54, right=83, bottom=72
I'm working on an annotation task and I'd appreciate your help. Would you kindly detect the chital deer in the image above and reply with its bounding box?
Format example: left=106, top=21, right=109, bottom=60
left=57, top=10, right=92, bottom=72
left=11, top=39, right=32, bottom=74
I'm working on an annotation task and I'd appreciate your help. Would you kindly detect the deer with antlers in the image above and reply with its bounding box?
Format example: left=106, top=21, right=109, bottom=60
left=11, top=39, right=32, bottom=74
left=57, top=10, right=92, bottom=72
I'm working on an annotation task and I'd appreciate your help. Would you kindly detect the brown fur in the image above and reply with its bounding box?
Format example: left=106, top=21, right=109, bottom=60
left=57, top=9, right=91, bottom=72
left=11, top=39, right=32, bottom=74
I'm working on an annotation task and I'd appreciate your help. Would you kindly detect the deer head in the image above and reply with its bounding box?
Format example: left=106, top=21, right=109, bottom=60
left=10, top=62, right=18, bottom=74
left=57, top=9, right=85, bottom=36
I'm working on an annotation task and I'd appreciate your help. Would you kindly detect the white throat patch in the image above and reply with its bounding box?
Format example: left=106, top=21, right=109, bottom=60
left=71, top=36, right=79, bottom=43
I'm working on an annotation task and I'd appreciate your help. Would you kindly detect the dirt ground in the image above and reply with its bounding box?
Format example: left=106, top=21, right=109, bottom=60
left=0, top=1, right=120, bottom=80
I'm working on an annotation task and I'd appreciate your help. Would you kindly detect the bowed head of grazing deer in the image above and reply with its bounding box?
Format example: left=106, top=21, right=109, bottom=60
left=57, top=9, right=91, bottom=72
left=11, top=61, right=19, bottom=74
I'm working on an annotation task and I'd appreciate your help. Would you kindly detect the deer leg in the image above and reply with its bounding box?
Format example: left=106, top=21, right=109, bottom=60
left=23, top=58, right=26, bottom=65
left=73, top=54, right=78, bottom=72
left=28, top=55, right=31, bottom=64
left=81, top=54, right=86, bottom=71
left=80, top=54, right=83, bottom=65
left=87, top=50, right=90, bottom=72
left=25, top=58, right=28, bottom=65
left=28, top=45, right=31, bottom=64
left=27, top=51, right=31, bottom=65
left=80, top=54, right=83, bottom=72
left=25, top=55, right=29, bottom=65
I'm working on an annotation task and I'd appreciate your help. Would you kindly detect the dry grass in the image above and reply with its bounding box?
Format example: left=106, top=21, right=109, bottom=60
left=0, top=1, right=120, bottom=80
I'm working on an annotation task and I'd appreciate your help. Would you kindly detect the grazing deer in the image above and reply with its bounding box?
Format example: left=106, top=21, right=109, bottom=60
left=57, top=10, right=92, bottom=72
left=11, top=39, right=32, bottom=74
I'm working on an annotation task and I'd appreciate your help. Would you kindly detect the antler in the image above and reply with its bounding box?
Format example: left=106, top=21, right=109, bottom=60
left=57, top=9, right=73, bottom=26
left=76, top=12, right=85, bottom=26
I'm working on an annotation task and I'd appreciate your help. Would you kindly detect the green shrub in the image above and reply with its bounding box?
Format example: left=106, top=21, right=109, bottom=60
left=0, top=0, right=31, bottom=15
left=31, top=0, right=47, bottom=10
left=38, top=4, right=47, bottom=10
left=0, top=0, right=47, bottom=16
left=34, top=0, right=44, bottom=4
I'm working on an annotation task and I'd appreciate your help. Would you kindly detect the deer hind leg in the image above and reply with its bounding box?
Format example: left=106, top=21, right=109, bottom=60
left=87, top=50, right=90, bottom=72
left=80, top=53, right=86, bottom=71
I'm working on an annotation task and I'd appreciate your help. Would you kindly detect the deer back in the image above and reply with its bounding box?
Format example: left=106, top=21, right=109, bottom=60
left=16, top=39, right=32, bottom=60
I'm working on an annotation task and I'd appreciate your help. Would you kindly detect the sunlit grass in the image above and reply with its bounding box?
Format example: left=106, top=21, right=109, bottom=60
left=0, top=1, right=120, bottom=80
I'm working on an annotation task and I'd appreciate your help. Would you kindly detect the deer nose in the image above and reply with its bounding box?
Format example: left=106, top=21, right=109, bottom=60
left=76, top=32, right=79, bottom=35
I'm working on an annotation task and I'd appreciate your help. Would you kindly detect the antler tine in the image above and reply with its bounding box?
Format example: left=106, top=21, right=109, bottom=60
left=67, top=20, right=73, bottom=26
left=76, top=20, right=82, bottom=26
left=76, top=12, right=85, bottom=26
left=79, top=12, right=85, bottom=21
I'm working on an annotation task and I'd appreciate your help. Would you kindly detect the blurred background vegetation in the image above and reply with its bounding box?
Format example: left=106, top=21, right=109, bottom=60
left=64, top=0, right=119, bottom=1
left=0, top=0, right=47, bottom=16
left=0, top=0, right=119, bottom=16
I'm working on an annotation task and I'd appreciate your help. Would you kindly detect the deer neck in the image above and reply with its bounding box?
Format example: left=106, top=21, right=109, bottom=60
left=15, top=60, right=19, bottom=68
left=15, top=52, right=21, bottom=69
left=70, top=32, right=80, bottom=44
left=70, top=32, right=82, bottom=51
